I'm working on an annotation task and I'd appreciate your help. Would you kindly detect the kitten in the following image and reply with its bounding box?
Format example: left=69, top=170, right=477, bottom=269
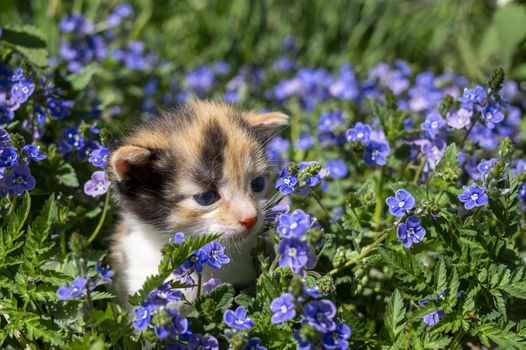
left=108, top=101, right=288, bottom=306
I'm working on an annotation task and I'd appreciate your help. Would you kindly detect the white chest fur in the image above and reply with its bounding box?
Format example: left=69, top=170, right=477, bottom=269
left=120, top=218, right=168, bottom=295
left=119, top=216, right=259, bottom=299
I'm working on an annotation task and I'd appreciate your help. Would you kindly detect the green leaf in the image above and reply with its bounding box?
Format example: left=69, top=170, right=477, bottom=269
left=434, top=257, right=447, bottom=295
left=66, top=63, right=103, bottom=90
left=384, top=289, right=406, bottom=341
left=0, top=25, right=48, bottom=67
left=378, top=247, right=429, bottom=290
left=476, top=323, right=526, bottom=350
left=56, top=163, right=80, bottom=187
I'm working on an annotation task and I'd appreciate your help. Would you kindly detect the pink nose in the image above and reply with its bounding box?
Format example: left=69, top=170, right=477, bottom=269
left=240, top=216, right=257, bottom=230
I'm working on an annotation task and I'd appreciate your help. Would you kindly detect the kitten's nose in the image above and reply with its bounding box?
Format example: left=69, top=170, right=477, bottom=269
left=240, top=216, right=257, bottom=230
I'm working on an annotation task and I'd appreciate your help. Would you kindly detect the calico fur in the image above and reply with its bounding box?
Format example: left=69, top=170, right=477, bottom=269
left=108, top=101, right=287, bottom=305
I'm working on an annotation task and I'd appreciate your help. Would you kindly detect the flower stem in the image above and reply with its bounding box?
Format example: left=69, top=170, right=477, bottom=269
left=373, top=168, right=385, bottom=228
left=88, top=189, right=111, bottom=244
left=196, top=273, right=203, bottom=300
left=329, top=229, right=391, bottom=275
left=413, top=156, right=427, bottom=184
left=459, top=116, right=479, bottom=149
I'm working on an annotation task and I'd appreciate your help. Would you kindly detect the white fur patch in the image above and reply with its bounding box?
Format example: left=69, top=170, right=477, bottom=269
left=121, top=215, right=169, bottom=295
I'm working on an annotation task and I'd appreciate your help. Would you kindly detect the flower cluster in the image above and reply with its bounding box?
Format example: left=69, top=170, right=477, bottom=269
left=386, top=189, right=426, bottom=248
left=56, top=261, right=113, bottom=301
left=275, top=209, right=318, bottom=276
left=269, top=289, right=351, bottom=349
left=172, top=240, right=230, bottom=287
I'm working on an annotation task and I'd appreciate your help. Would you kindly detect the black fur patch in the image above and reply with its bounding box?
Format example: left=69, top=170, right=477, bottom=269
left=114, top=148, right=174, bottom=229
left=192, top=120, right=227, bottom=187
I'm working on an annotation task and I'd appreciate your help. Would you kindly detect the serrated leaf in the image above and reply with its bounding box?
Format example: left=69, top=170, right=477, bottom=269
left=384, top=289, right=405, bottom=341
left=434, top=257, right=447, bottom=295
left=378, top=247, right=428, bottom=289
left=476, top=323, right=526, bottom=350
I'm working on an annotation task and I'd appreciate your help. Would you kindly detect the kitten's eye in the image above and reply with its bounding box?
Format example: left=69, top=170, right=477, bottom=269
left=251, top=176, right=266, bottom=193
left=193, top=191, right=220, bottom=206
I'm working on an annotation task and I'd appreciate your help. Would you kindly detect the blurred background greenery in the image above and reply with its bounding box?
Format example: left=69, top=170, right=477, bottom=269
left=2, top=0, right=526, bottom=81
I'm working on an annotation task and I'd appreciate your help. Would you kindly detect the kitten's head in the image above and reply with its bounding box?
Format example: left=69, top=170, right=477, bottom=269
left=110, top=101, right=288, bottom=241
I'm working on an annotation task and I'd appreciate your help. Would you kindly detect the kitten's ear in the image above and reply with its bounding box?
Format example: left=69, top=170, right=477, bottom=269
left=110, top=145, right=152, bottom=181
left=250, top=111, right=289, bottom=142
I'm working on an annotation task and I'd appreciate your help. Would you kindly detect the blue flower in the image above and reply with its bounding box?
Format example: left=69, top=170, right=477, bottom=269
left=202, top=241, right=230, bottom=269
left=458, top=85, right=486, bottom=109
left=277, top=209, right=311, bottom=238
left=112, top=41, right=151, bottom=70
left=47, top=96, right=74, bottom=119
left=346, top=122, right=372, bottom=143
left=84, top=171, right=110, bottom=197
left=275, top=170, right=298, bottom=195
left=303, top=299, right=337, bottom=333
left=4, top=164, right=36, bottom=195
left=188, top=334, right=219, bottom=350
left=59, top=15, right=94, bottom=34
left=58, top=126, right=84, bottom=154
left=477, top=158, right=497, bottom=176
left=0, top=128, right=10, bottom=145
left=170, top=232, right=185, bottom=245
left=322, top=323, right=352, bottom=350
left=303, top=286, right=322, bottom=299
left=446, top=108, right=472, bottom=129
left=57, top=277, right=87, bottom=300
left=482, top=103, right=505, bottom=128
left=244, top=337, right=267, bottom=350
left=318, top=110, right=344, bottom=132
left=172, top=266, right=195, bottom=286
left=277, top=238, right=310, bottom=270
left=182, top=250, right=208, bottom=274
left=10, top=76, right=34, bottom=105
left=397, top=216, right=426, bottom=248
left=22, top=144, right=46, bottom=161
left=386, top=189, right=415, bottom=217
left=363, top=140, right=390, bottom=166
left=223, top=306, right=254, bottom=330
left=95, top=262, right=113, bottom=282
left=148, top=283, right=182, bottom=307
left=186, top=66, right=215, bottom=98
left=421, top=112, right=445, bottom=138
left=270, top=293, right=296, bottom=324
left=202, top=278, right=222, bottom=293
left=0, top=146, right=18, bottom=168
left=458, top=185, right=488, bottom=209
left=88, top=147, right=110, bottom=168
left=325, top=159, right=348, bottom=180
left=423, top=310, right=445, bottom=326
left=519, top=182, right=526, bottom=200
left=296, top=133, right=313, bottom=151
left=133, top=306, right=151, bottom=331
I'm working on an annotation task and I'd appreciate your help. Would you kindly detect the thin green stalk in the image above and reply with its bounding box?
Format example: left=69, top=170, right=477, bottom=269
left=373, top=168, right=385, bottom=228
left=450, top=328, right=465, bottom=350
left=459, top=116, right=479, bottom=149
left=329, top=229, right=391, bottom=275
left=413, top=156, right=427, bottom=184
left=88, top=189, right=111, bottom=244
